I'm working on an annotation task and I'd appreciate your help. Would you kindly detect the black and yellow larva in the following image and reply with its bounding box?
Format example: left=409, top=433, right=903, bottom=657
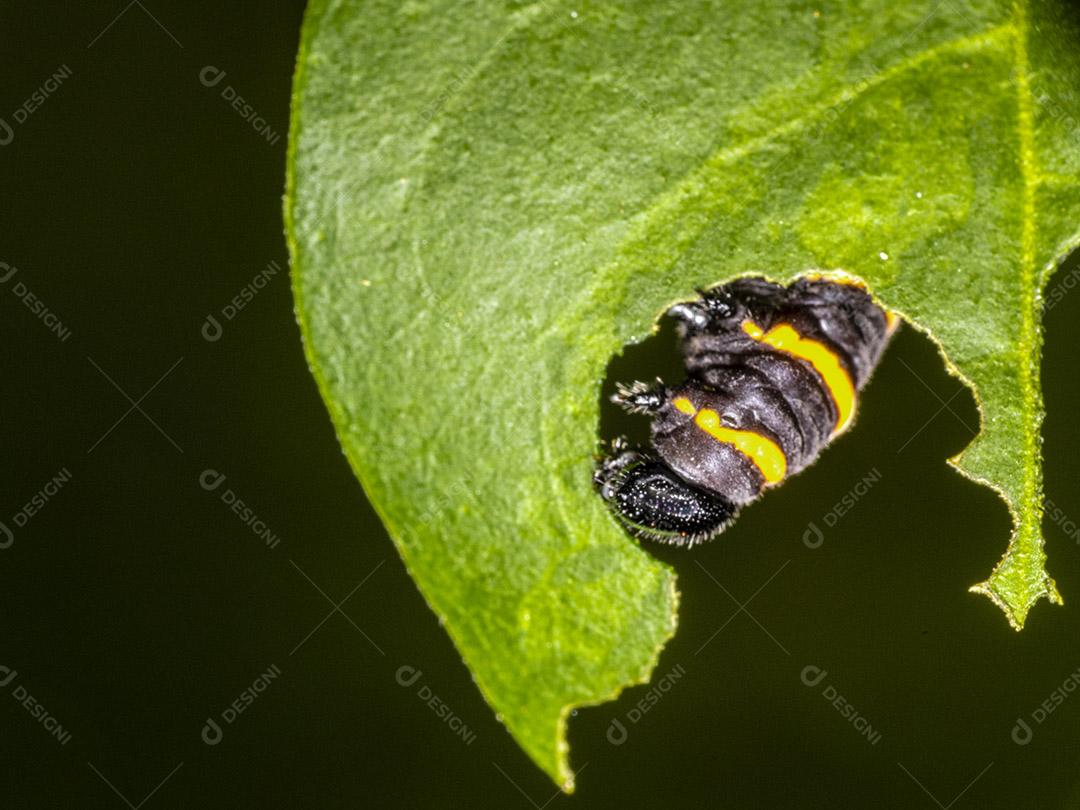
left=595, top=275, right=897, bottom=546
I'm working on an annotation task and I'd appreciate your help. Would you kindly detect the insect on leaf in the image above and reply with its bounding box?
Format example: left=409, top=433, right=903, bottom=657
left=286, top=0, right=1080, bottom=789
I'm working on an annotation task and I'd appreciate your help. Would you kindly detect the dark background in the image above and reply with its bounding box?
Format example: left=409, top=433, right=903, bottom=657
left=5, top=2, right=1080, bottom=808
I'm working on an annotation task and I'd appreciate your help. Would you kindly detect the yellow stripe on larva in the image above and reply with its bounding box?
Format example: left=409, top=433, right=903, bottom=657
left=800, top=272, right=866, bottom=289
left=672, top=396, right=697, bottom=415
left=742, top=320, right=856, bottom=435
left=671, top=397, right=787, bottom=484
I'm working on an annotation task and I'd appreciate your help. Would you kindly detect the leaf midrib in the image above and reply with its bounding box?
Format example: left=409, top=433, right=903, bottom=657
left=1013, top=0, right=1039, bottom=536
left=965, top=0, right=1048, bottom=627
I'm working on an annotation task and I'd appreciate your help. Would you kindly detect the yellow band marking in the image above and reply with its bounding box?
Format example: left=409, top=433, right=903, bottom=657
left=672, top=396, right=696, bottom=415
left=742, top=320, right=856, bottom=434
left=695, top=410, right=787, bottom=484
left=800, top=272, right=866, bottom=289
left=670, top=397, right=787, bottom=484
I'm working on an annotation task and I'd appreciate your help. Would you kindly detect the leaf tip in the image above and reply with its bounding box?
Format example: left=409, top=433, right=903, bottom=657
left=969, top=573, right=1063, bottom=631
left=554, top=715, right=576, bottom=794
left=549, top=568, right=680, bottom=794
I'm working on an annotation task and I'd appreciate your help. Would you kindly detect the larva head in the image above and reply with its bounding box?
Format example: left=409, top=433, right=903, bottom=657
left=594, top=446, right=736, bottom=546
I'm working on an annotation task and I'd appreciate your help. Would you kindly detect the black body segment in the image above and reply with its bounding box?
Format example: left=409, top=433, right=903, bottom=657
left=649, top=382, right=769, bottom=504
left=596, top=275, right=895, bottom=546
left=679, top=277, right=892, bottom=475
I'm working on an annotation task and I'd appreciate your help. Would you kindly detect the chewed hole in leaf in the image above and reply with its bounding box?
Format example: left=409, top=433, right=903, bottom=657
left=572, top=313, right=1014, bottom=773
left=597, top=294, right=993, bottom=576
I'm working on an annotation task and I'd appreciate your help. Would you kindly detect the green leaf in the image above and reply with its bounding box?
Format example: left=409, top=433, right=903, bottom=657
left=286, top=0, right=1080, bottom=788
